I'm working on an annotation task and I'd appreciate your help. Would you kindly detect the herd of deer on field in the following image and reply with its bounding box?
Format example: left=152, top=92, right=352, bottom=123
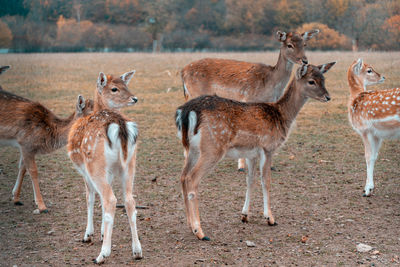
left=0, top=28, right=399, bottom=263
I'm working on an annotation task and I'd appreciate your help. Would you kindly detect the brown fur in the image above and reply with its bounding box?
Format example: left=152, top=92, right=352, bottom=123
left=181, top=30, right=319, bottom=103
left=67, top=71, right=142, bottom=263
left=0, top=89, right=93, bottom=212
left=347, top=59, right=399, bottom=197
left=176, top=62, right=335, bottom=240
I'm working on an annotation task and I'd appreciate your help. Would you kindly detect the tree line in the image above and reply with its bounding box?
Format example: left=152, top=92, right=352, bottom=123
left=0, top=0, right=399, bottom=52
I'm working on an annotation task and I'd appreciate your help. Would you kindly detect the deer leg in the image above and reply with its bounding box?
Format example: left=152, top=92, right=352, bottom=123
left=362, top=133, right=382, bottom=197
left=122, top=159, right=142, bottom=260
left=180, top=147, right=199, bottom=228
left=185, top=152, right=220, bottom=241
left=241, top=158, right=257, bottom=223
left=94, top=182, right=116, bottom=264
left=83, top=179, right=95, bottom=242
left=238, top=158, right=246, bottom=172
left=260, top=150, right=276, bottom=226
left=12, top=154, right=26, bottom=205
left=22, top=151, right=47, bottom=213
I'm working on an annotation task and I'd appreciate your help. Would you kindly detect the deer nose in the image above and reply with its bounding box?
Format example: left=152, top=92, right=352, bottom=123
left=302, top=58, right=308, bottom=64
left=325, top=95, right=331, bottom=102
left=131, top=96, right=138, bottom=103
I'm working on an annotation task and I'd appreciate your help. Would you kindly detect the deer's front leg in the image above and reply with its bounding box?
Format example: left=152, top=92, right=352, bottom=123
left=260, top=150, right=276, bottom=226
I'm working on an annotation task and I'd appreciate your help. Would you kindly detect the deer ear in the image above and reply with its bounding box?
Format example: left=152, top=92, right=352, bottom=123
left=318, top=62, right=336, bottom=74
left=120, top=70, right=136, bottom=85
left=76, top=95, right=86, bottom=114
left=97, top=72, right=107, bottom=94
left=276, top=31, right=287, bottom=42
left=296, top=64, right=308, bottom=79
left=0, top=66, right=10, bottom=75
left=302, top=29, right=319, bottom=41
left=353, top=58, right=363, bottom=75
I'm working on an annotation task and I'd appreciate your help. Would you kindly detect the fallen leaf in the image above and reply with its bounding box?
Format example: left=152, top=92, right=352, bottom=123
left=301, top=236, right=308, bottom=243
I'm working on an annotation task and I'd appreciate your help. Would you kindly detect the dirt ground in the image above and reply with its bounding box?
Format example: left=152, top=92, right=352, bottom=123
left=0, top=52, right=399, bottom=266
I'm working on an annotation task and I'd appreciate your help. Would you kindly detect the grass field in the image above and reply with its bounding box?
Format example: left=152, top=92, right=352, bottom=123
left=0, top=51, right=399, bottom=266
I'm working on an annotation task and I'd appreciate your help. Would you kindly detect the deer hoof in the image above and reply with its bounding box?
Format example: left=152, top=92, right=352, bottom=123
left=201, top=236, right=211, bottom=241
left=14, top=201, right=24, bottom=206
left=238, top=168, right=245, bottom=172
left=241, top=214, right=248, bottom=223
left=40, top=209, right=49, bottom=214
left=267, top=218, right=277, bottom=226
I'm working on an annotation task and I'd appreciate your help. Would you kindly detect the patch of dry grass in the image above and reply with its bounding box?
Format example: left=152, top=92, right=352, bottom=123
left=0, top=51, right=399, bottom=266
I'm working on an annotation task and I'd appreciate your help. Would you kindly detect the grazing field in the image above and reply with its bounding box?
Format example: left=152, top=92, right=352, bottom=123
left=0, top=51, right=399, bottom=266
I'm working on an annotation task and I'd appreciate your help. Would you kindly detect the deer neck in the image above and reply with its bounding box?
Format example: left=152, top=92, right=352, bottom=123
left=270, top=50, right=294, bottom=100
left=94, top=91, right=108, bottom=112
left=276, top=79, right=308, bottom=127
left=51, top=112, right=77, bottom=149
left=348, top=72, right=364, bottom=100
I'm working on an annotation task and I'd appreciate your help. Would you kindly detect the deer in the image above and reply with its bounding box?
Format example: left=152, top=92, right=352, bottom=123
left=175, top=61, right=336, bottom=240
left=347, top=58, right=398, bottom=197
left=181, top=29, right=319, bottom=172
left=0, top=66, right=93, bottom=214
left=68, top=70, right=142, bottom=264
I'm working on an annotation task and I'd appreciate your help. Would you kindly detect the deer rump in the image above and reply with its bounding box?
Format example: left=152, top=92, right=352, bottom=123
left=175, top=95, right=288, bottom=152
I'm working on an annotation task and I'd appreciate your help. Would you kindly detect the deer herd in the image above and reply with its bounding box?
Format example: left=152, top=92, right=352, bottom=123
left=0, top=29, right=399, bottom=263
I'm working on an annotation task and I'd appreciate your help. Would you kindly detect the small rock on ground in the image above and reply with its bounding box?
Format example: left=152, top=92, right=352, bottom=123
left=357, top=243, right=372, bottom=253
left=245, top=241, right=256, bottom=247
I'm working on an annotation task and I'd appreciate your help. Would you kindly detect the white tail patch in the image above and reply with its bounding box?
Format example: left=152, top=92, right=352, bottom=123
left=126, top=121, right=138, bottom=145
left=188, top=111, right=197, bottom=136
left=176, top=109, right=183, bottom=139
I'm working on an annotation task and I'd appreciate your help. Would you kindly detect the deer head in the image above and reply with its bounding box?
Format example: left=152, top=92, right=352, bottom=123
left=96, top=70, right=138, bottom=110
left=276, top=29, right=319, bottom=65
left=351, top=58, right=385, bottom=89
left=296, top=62, right=336, bottom=102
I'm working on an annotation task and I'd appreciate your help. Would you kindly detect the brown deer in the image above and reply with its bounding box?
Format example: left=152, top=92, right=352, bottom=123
left=175, top=62, right=336, bottom=240
left=347, top=58, right=398, bottom=197
left=181, top=29, right=319, bottom=171
left=0, top=76, right=93, bottom=213
left=68, top=71, right=142, bottom=264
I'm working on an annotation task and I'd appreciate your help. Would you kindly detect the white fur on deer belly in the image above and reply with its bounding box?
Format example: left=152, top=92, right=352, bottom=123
left=226, top=147, right=261, bottom=159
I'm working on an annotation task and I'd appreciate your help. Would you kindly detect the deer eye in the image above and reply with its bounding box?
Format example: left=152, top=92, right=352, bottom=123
left=287, top=44, right=294, bottom=49
left=367, top=69, right=372, bottom=74
left=111, top=87, right=118, bottom=92
left=308, top=80, right=315, bottom=85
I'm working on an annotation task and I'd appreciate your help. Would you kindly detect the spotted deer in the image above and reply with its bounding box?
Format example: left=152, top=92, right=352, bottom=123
left=347, top=58, right=398, bottom=197
left=181, top=29, right=319, bottom=171
left=0, top=68, right=93, bottom=213
left=176, top=62, right=336, bottom=240
left=68, top=71, right=142, bottom=264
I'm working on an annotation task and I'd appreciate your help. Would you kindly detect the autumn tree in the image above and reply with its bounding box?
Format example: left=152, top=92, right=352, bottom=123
left=297, top=22, right=351, bottom=50
left=0, top=19, right=13, bottom=48
left=382, top=15, right=400, bottom=49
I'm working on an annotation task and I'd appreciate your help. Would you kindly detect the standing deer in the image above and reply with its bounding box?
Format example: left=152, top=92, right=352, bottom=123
left=0, top=70, right=93, bottom=213
left=347, top=58, right=397, bottom=197
left=181, top=29, right=319, bottom=171
left=68, top=71, right=142, bottom=264
left=176, top=62, right=336, bottom=240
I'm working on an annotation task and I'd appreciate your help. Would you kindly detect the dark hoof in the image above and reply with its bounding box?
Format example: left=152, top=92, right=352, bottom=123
left=241, top=214, right=248, bottom=223
left=201, top=236, right=211, bottom=241
left=82, top=238, right=92, bottom=243
left=271, top=166, right=277, bottom=171
left=268, top=221, right=278, bottom=226
left=238, top=168, right=245, bottom=172
left=93, top=258, right=104, bottom=265
left=40, top=209, right=49, bottom=214
left=14, top=201, right=24, bottom=206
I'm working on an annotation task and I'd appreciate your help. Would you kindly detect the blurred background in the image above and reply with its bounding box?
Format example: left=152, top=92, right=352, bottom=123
left=0, top=0, right=399, bottom=53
